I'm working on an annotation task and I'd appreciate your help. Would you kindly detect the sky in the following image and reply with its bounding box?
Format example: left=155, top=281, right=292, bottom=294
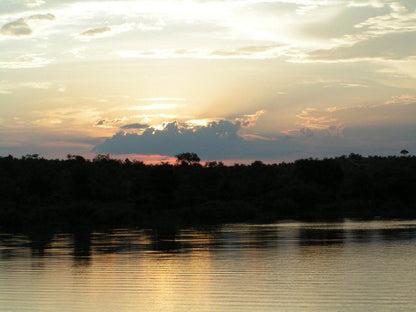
left=1, top=0, right=415, bottom=162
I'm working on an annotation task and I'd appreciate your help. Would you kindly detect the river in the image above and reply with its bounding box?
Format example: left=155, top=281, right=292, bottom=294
left=1, top=221, right=416, bottom=311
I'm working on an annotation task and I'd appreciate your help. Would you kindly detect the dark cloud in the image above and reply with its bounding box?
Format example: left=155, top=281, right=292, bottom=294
left=95, top=119, right=125, bottom=127
left=93, top=119, right=347, bottom=160
left=121, top=123, right=150, bottom=129
left=95, top=120, right=249, bottom=159
left=94, top=103, right=416, bottom=160
left=96, top=120, right=259, bottom=158
left=80, top=26, right=111, bottom=36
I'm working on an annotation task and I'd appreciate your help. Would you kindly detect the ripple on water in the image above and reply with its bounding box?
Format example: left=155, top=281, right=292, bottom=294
left=1, top=221, right=416, bottom=312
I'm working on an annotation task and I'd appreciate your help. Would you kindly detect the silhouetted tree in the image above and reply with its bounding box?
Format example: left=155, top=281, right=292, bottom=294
left=400, top=149, right=409, bottom=156
left=205, top=161, right=224, bottom=167
left=93, top=154, right=111, bottom=162
left=67, top=154, right=86, bottom=162
left=251, top=160, right=264, bottom=167
left=24, top=154, right=39, bottom=159
left=175, top=152, right=201, bottom=166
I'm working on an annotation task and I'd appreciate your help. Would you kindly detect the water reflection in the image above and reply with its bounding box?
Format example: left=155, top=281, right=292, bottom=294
left=298, top=228, right=345, bottom=246
left=379, top=227, right=416, bottom=241
left=27, top=230, right=54, bottom=257
left=73, top=230, right=92, bottom=265
left=1, top=221, right=416, bottom=262
left=146, top=226, right=184, bottom=253
left=1, top=221, right=416, bottom=312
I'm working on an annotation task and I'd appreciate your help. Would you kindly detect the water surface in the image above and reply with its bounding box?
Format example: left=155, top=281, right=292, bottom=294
left=1, top=221, right=416, bottom=311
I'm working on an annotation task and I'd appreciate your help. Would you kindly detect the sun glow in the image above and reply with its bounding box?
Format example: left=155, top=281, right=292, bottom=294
left=186, top=119, right=218, bottom=127
left=129, top=103, right=182, bottom=111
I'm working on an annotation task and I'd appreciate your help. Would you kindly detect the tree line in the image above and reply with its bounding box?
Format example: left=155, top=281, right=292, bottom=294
left=0, top=153, right=415, bottom=232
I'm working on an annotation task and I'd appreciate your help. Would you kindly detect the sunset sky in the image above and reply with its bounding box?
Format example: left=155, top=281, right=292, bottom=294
left=1, top=0, right=415, bottom=161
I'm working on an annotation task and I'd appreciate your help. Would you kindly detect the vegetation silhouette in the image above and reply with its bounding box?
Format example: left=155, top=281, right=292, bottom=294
left=0, top=152, right=415, bottom=233
left=175, top=152, right=201, bottom=166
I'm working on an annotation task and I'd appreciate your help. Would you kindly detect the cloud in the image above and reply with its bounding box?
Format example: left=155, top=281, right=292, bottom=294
left=94, top=120, right=251, bottom=159
left=297, top=2, right=416, bottom=62
left=0, top=81, right=53, bottom=94
left=94, top=114, right=416, bottom=160
left=296, top=108, right=342, bottom=131
left=347, top=0, right=385, bottom=8
left=300, top=78, right=368, bottom=88
left=93, top=115, right=346, bottom=160
left=77, top=23, right=134, bottom=40
left=386, top=94, right=416, bottom=105
left=309, top=31, right=416, bottom=61
left=19, top=82, right=52, bottom=89
left=95, top=117, right=129, bottom=128
left=0, top=54, right=51, bottom=69
left=298, top=5, right=389, bottom=39
left=80, top=26, right=111, bottom=36
left=293, top=96, right=416, bottom=136
left=1, top=19, right=32, bottom=36
left=26, top=0, right=46, bottom=8
left=2, top=102, right=414, bottom=161
left=35, top=106, right=102, bottom=126
left=120, top=123, right=150, bottom=129
left=118, top=45, right=287, bottom=60
left=28, top=14, right=55, bottom=21
left=67, top=47, right=87, bottom=59
left=236, top=110, right=266, bottom=127
left=1, top=14, right=55, bottom=37
left=354, top=2, right=416, bottom=34
left=0, top=128, right=102, bottom=159
left=93, top=102, right=416, bottom=160
left=210, top=45, right=285, bottom=58
left=334, top=98, right=416, bottom=127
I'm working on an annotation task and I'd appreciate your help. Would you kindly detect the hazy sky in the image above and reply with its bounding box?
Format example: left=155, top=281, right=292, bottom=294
left=1, top=0, right=415, bottom=161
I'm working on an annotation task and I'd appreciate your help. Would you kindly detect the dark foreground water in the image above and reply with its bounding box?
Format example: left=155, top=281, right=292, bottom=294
left=1, top=221, right=416, bottom=312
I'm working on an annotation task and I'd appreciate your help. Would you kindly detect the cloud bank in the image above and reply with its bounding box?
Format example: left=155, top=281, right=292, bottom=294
left=94, top=102, right=416, bottom=160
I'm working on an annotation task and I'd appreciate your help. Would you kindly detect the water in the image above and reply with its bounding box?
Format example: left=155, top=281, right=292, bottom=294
left=1, top=221, right=416, bottom=312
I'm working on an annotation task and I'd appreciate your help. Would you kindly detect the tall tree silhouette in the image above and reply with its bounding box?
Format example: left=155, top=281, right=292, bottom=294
left=175, top=152, right=201, bottom=166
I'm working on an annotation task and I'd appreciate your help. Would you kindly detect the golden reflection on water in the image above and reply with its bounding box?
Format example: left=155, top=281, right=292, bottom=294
left=1, top=221, right=416, bottom=311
